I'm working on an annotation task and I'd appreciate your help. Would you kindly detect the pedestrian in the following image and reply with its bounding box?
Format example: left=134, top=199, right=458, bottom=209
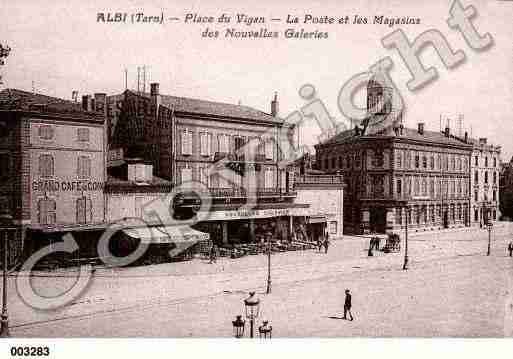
left=508, top=241, right=513, bottom=257
left=324, top=235, right=330, bottom=254
left=209, top=244, right=217, bottom=264
left=317, top=236, right=323, bottom=252
left=343, top=289, right=354, bottom=321
left=368, top=238, right=374, bottom=256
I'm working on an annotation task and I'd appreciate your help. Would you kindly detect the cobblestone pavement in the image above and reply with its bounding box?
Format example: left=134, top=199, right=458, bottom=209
left=4, top=224, right=513, bottom=337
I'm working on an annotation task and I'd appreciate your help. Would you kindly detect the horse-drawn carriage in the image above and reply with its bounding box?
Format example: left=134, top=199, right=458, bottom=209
left=382, top=232, right=401, bottom=253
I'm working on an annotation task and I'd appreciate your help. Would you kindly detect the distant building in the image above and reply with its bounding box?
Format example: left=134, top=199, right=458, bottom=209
left=315, top=72, right=473, bottom=234
left=500, top=156, right=513, bottom=220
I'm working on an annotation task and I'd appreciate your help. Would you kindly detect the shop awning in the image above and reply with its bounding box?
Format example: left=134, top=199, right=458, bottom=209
left=122, top=225, right=210, bottom=244
left=308, top=215, right=327, bottom=224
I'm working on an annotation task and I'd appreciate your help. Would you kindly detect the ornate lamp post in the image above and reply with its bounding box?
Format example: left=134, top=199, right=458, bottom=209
left=486, top=221, right=493, bottom=256
left=266, top=234, right=271, bottom=294
left=232, top=315, right=245, bottom=338
left=244, top=291, right=260, bottom=338
left=403, top=205, right=410, bottom=271
left=258, top=320, right=272, bottom=339
left=0, top=212, right=12, bottom=337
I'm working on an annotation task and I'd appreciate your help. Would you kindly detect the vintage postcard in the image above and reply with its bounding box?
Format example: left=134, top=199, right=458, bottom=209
left=0, top=0, right=512, bottom=357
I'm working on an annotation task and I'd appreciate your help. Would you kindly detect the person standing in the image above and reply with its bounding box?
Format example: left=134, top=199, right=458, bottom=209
left=343, top=289, right=354, bottom=321
left=209, top=244, right=217, bottom=264
left=324, top=234, right=330, bottom=254
left=508, top=241, right=513, bottom=257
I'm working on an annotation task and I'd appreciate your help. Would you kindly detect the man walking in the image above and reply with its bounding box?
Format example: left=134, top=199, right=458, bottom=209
left=343, top=289, right=354, bottom=321
left=508, top=241, right=513, bottom=257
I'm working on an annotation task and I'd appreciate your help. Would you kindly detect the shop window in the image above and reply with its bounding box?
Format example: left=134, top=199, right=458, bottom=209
left=76, top=197, right=92, bottom=224
left=39, top=154, right=54, bottom=178
left=38, top=198, right=56, bottom=225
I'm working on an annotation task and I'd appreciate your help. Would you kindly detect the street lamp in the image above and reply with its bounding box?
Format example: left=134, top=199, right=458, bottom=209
left=0, top=212, right=12, bottom=337
left=232, top=315, right=245, bottom=338
left=486, top=222, right=493, bottom=256
left=403, top=205, right=410, bottom=270
left=258, top=320, right=272, bottom=339
left=266, top=234, right=272, bottom=294
left=244, top=291, right=260, bottom=338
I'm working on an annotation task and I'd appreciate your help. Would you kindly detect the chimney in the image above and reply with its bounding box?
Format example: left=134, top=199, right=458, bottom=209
left=271, top=92, right=279, bottom=117
left=464, top=131, right=468, bottom=143
left=444, top=126, right=450, bottom=137
left=150, top=82, right=161, bottom=112
left=417, top=122, right=424, bottom=135
left=94, top=93, right=107, bottom=116
left=479, top=137, right=487, bottom=145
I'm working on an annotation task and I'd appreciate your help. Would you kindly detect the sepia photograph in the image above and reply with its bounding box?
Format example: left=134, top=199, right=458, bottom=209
left=0, top=0, right=513, bottom=357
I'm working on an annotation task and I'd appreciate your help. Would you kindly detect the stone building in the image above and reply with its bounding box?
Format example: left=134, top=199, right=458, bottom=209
left=466, top=137, right=501, bottom=226
left=0, top=89, right=106, bottom=258
left=315, top=73, right=473, bottom=235
left=108, top=85, right=319, bottom=245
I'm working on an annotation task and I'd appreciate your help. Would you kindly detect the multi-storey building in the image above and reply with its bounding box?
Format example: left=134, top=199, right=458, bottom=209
left=109, top=84, right=344, bottom=243
left=466, top=137, right=501, bottom=226
left=0, top=89, right=106, bottom=258
left=315, top=73, right=473, bottom=234
left=499, top=156, right=513, bottom=220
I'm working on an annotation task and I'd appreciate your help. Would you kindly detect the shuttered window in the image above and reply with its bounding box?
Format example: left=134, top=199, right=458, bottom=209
left=76, top=197, right=92, bottom=224
left=38, top=198, right=56, bottom=225
left=181, top=130, right=193, bottom=155
left=200, top=132, right=212, bottom=156
left=39, top=154, right=54, bottom=178
left=77, top=156, right=91, bottom=178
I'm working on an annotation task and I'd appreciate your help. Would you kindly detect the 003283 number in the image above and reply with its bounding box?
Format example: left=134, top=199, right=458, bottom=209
left=10, top=346, right=50, bottom=357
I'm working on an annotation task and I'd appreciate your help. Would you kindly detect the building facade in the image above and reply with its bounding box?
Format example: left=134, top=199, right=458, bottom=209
left=315, top=73, right=473, bottom=235
left=468, top=137, right=501, bottom=226
left=0, top=89, right=106, bottom=258
left=109, top=84, right=334, bottom=245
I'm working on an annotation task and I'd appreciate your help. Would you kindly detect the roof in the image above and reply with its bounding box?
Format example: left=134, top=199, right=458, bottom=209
left=126, top=90, right=282, bottom=124
left=319, top=124, right=473, bottom=148
left=0, top=88, right=104, bottom=121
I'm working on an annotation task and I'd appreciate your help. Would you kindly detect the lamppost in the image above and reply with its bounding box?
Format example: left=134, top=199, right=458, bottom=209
left=403, top=204, right=410, bottom=271
left=258, top=320, right=272, bottom=339
left=232, top=315, right=245, bottom=338
left=266, top=234, right=271, bottom=294
left=244, top=291, right=260, bottom=338
left=486, top=221, right=493, bottom=256
left=0, top=212, right=12, bottom=337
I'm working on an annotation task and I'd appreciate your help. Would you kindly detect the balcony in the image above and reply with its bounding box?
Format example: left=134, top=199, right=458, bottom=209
left=294, top=174, right=344, bottom=185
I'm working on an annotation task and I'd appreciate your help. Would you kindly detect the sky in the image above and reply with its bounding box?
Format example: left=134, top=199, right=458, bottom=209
left=1, top=0, right=512, bottom=159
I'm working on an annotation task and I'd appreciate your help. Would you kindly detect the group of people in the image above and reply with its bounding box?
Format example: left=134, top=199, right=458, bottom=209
left=317, top=234, right=330, bottom=254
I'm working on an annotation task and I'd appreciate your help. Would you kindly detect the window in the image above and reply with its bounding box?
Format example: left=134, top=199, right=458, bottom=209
left=200, top=133, right=212, bottom=156
left=493, top=172, right=497, bottom=184
left=485, top=157, right=488, bottom=167
left=77, top=156, right=91, bottom=178
left=338, top=156, right=343, bottom=168
left=265, top=139, right=274, bottom=160
left=76, top=197, right=92, bottom=224
left=474, top=191, right=478, bottom=201
left=0, top=153, right=9, bottom=178
left=38, top=198, right=56, bottom=225
left=396, top=152, right=402, bottom=168
left=329, top=221, right=337, bottom=234
left=373, top=150, right=384, bottom=167
left=38, top=125, right=54, bottom=140
left=493, top=190, right=496, bottom=201
left=199, top=166, right=209, bottom=187
left=332, top=157, right=336, bottom=169
left=422, top=178, right=427, bottom=196
left=396, top=179, right=402, bottom=196
left=474, top=171, right=478, bottom=183
left=430, top=156, right=434, bottom=169
left=493, top=157, right=497, bottom=167
left=484, top=171, right=488, bottom=184
left=77, top=128, right=90, bottom=142
left=324, top=158, right=329, bottom=170
left=181, top=130, right=193, bottom=155
left=475, top=156, right=478, bottom=166
left=474, top=210, right=478, bottom=221
left=39, top=154, right=54, bottom=178
left=264, top=168, right=274, bottom=188
left=396, top=208, right=402, bottom=225
left=414, top=178, right=420, bottom=195
left=414, top=154, right=419, bottom=168
left=181, top=165, right=192, bottom=184
left=451, top=156, right=455, bottom=171
left=429, top=179, right=434, bottom=197
left=422, top=156, right=427, bottom=168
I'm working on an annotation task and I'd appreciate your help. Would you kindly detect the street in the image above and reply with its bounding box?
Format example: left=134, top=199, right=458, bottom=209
left=3, top=225, right=513, bottom=337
